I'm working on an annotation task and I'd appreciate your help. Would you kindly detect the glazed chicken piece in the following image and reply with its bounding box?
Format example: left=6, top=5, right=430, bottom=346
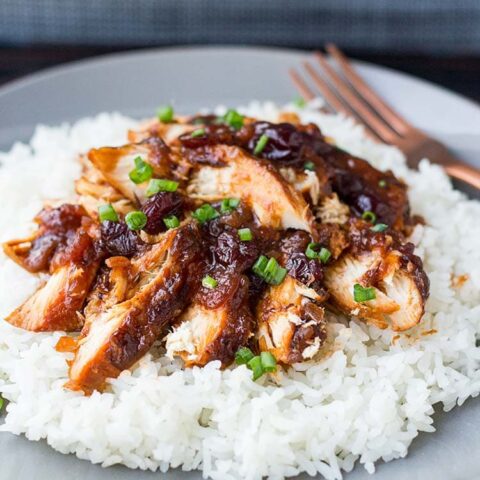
left=324, top=220, right=429, bottom=331
left=87, top=136, right=182, bottom=203
left=165, top=207, right=260, bottom=367
left=186, top=144, right=316, bottom=233
left=318, top=147, right=410, bottom=232
left=257, top=276, right=327, bottom=364
left=165, top=273, right=253, bottom=367
left=68, top=223, right=203, bottom=394
left=4, top=204, right=100, bottom=332
left=75, top=155, right=134, bottom=219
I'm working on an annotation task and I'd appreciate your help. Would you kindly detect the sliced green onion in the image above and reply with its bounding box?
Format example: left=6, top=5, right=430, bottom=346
left=125, top=211, right=147, bottom=231
left=378, top=179, right=387, bottom=188
left=146, top=178, right=179, bottom=196
left=264, top=257, right=278, bottom=277
left=353, top=283, right=376, bottom=303
left=163, top=215, right=180, bottom=229
left=371, top=223, right=388, bottom=233
left=260, top=351, right=277, bottom=373
left=252, top=255, right=269, bottom=275
left=223, top=109, right=244, bottom=130
left=129, top=156, right=153, bottom=184
left=362, top=210, right=377, bottom=224
left=98, top=204, right=119, bottom=223
left=253, top=134, right=269, bottom=155
left=192, top=204, right=219, bottom=224
left=304, top=161, right=315, bottom=171
left=247, top=355, right=264, bottom=381
left=202, top=275, right=218, bottom=289
left=0, top=396, right=4, bottom=410
left=238, top=228, right=253, bottom=241
left=191, top=128, right=206, bottom=138
left=252, top=255, right=287, bottom=285
left=235, top=347, right=255, bottom=365
left=157, top=105, right=174, bottom=123
left=220, top=197, right=240, bottom=213
left=305, top=243, right=331, bottom=263
left=294, top=96, right=307, bottom=108
left=318, top=247, right=332, bottom=263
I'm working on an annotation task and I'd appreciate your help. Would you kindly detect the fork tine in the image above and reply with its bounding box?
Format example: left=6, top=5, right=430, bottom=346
left=301, top=63, right=349, bottom=114
left=288, top=68, right=316, bottom=101
left=302, top=62, right=382, bottom=142
left=325, top=44, right=414, bottom=134
left=314, top=52, right=400, bottom=144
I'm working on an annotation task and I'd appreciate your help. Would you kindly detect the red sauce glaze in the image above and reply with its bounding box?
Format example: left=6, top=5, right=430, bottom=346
left=141, top=191, right=184, bottom=235
left=25, top=204, right=89, bottom=273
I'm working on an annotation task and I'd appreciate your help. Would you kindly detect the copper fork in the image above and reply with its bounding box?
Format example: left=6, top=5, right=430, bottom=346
left=290, top=44, right=480, bottom=190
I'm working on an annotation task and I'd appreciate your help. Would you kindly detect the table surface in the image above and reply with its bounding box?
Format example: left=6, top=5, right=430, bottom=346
left=0, top=46, right=480, bottom=103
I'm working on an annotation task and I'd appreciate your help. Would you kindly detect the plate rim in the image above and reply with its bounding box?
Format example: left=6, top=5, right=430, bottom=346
left=0, top=44, right=479, bottom=117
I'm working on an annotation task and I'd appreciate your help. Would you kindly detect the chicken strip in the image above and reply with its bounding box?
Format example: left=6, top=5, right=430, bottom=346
left=75, top=155, right=134, bottom=219
left=324, top=220, right=429, bottom=331
left=165, top=273, right=252, bottom=367
left=257, top=276, right=327, bottom=364
left=186, top=144, right=316, bottom=233
left=67, top=223, right=203, bottom=394
left=6, top=225, right=100, bottom=332
left=87, top=136, right=178, bottom=203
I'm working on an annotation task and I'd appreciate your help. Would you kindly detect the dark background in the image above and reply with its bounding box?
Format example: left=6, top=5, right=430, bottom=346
left=1, top=0, right=480, bottom=101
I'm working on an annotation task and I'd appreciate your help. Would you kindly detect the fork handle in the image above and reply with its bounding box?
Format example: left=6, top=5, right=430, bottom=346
left=444, top=163, right=480, bottom=190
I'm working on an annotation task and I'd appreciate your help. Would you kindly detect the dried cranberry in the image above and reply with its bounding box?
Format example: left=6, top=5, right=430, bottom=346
left=285, top=253, right=324, bottom=289
left=179, top=124, right=234, bottom=149
left=141, top=192, right=184, bottom=235
left=99, top=221, right=142, bottom=257
left=242, top=121, right=329, bottom=167
left=213, top=229, right=259, bottom=272
left=280, top=230, right=324, bottom=289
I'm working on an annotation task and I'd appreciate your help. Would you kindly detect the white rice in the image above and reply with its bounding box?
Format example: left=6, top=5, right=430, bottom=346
left=1, top=102, right=480, bottom=480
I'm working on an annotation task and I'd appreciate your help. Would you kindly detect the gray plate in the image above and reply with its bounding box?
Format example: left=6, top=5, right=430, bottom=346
left=0, top=46, right=479, bottom=480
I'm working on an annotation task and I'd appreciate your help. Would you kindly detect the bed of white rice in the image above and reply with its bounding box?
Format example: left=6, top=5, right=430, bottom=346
left=0, top=102, right=479, bottom=480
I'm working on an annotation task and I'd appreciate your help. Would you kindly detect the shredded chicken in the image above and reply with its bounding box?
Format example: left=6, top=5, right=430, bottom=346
left=68, top=223, right=202, bottom=393
left=3, top=109, right=430, bottom=394
left=187, top=145, right=316, bottom=233
left=257, top=276, right=327, bottom=363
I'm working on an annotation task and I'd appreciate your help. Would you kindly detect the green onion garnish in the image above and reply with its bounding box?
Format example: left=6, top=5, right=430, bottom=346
left=129, top=156, right=153, bottom=184
left=192, top=204, right=220, bottom=224
left=235, top=347, right=255, bottom=365
left=305, top=243, right=331, bottom=263
left=260, top=351, right=277, bottom=373
left=157, top=105, right=174, bottom=123
left=220, top=197, right=240, bottom=213
left=98, top=204, right=119, bottom=223
left=146, top=178, right=179, bottom=197
left=353, top=283, right=376, bottom=303
left=223, top=109, right=244, bottom=130
left=125, top=211, right=147, bottom=231
left=202, top=275, right=218, bottom=289
left=294, top=96, right=307, bottom=108
left=247, top=355, right=264, bottom=381
left=163, top=215, right=180, bottom=229
left=253, top=134, right=269, bottom=155
left=362, top=211, right=377, bottom=224
left=237, top=348, right=277, bottom=380
left=191, top=128, right=206, bottom=138
left=252, top=255, right=287, bottom=285
left=238, top=228, right=253, bottom=241
left=378, top=179, right=387, bottom=188
left=0, top=396, right=4, bottom=411
left=371, top=223, right=388, bottom=233
left=304, top=161, right=315, bottom=171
